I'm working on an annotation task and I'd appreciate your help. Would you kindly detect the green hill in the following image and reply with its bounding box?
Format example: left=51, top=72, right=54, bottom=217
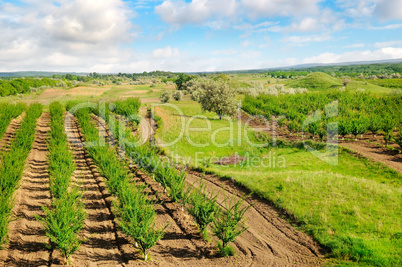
left=286, top=72, right=342, bottom=90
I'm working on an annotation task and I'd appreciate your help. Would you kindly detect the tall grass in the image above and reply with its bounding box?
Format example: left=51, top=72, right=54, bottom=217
left=36, top=102, right=86, bottom=265
left=0, top=103, right=42, bottom=247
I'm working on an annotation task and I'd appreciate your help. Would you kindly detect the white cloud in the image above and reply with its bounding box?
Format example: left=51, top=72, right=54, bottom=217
left=374, top=0, right=402, bottom=21
left=155, top=0, right=237, bottom=26
left=373, top=40, right=402, bottom=48
left=241, top=0, right=321, bottom=19
left=152, top=46, right=179, bottom=58
left=282, top=34, right=332, bottom=45
left=211, top=49, right=238, bottom=56
left=303, top=47, right=402, bottom=64
left=344, top=43, right=365, bottom=48
left=370, top=23, right=402, bottom=30
left=0, top=0, right=136, bottom=72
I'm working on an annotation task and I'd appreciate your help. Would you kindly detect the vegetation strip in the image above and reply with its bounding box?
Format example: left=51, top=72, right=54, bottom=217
left=0, top=103, right=43, bottom=247
left=36, top=102, right=86, bottom=265
left=0, top=103, right=25, bottom=141
left=71, top=104, right=165, bottom=261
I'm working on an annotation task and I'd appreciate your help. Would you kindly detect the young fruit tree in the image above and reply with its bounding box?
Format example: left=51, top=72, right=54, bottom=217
left=187, top=183, right=218, bottom=240
left=213, top=195, right=250, bottom=257
left=197, top=79, right=237, bottom=119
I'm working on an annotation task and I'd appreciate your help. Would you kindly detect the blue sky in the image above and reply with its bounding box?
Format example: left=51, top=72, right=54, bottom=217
left=0, top=0, right=401, bottom=72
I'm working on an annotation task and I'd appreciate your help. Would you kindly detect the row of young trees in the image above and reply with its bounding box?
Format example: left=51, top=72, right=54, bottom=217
left=108, top=100, right=250, bottom=256
left=71, top=104, right=166, bottom=261
left=0, top=103, right=43, bottom=247
left=36, top=102, right=86, bottom=265
left=243, top=91, right=402, bottom=145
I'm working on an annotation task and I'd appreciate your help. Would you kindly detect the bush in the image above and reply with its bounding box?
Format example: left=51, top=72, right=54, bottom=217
left=173, top=90, right=183, bottom=101
left=160, top=90, right=172, bottom=103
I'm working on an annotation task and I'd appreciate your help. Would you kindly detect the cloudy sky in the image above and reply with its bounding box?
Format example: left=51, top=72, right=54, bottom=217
left=0, top=0, right=401, bottom=73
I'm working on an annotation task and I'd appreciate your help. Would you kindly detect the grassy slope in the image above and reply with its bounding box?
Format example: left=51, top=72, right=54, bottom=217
left=155, top=100, right=402, bottom=267
left=286, top=72, right=343, bottom=90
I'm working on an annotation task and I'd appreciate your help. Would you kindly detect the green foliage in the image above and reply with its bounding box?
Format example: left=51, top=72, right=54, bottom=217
left=394, top=126, right=402, bottom=151
left=39, top=190, right=86, bottom=265
left=0, top=103, right=42, bottom=247
left=174, top=73, right=194, bottom=90
left=115, top=186, right=167, bottom=261
left=0, top=77, right=57, bottom=96
left=213, top=196, right=250, bottom=256
left=364, top=78, right=402, bottom=89
left=196, top=79, right=237, bottom=119
left=243, top=91, right=402, bottom=140
left=37, top=102, right=86, bottom=264
left=160, top=90, right=172, bottom=103
left=113, top=97, right=141, bottom=119
left=72, top=105, right=166, bottom=260
left=173, top=90, right=183, bottom=101
left=286, top=72, right=342, bottom=90
left=0, top=103, right=26, bottom=140
left=187, top=183, right=218, bottom=239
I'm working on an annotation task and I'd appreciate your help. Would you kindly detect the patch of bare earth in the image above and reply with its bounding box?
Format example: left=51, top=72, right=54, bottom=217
left=241, top=111, right=402, bottom=173
left=185, top=171, right=324, bottom=266
left=0, top=114, right=24, bottom=152
left=0, top=112, right=52, bottom=266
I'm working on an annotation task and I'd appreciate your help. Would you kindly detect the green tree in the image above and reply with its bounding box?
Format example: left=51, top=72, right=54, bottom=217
left=197, top=79, right=237, bottom=119
left=175, top=73, right=194, bottom=90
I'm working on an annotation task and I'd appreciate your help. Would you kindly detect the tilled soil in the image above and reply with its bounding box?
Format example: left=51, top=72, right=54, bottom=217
left=0, top=112, right=52, bottom=266
left=185, top=171, right=323, bottom=266
left=65, top=113, right=136, bottom=266
left=0, top=114, right=24, bottom=152
left=95, top=114, right=324, bottom=266
left=241, top=111, right=402, bottom=173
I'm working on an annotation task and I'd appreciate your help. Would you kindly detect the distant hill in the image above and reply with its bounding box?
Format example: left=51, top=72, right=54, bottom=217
left=275, top=58, right=402, bottom=70
left=0, top=71, right=88, bottom=77
left=286, top=72, right=343, bottom=90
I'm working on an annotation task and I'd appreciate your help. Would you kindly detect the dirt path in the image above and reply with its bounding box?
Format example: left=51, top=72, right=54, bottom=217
left=241, top=111, right=402, bottom=173
left=0, top=114, right=24, bottom=152
left=0, top=112, right=52, bottom=266
left=65, top=113, right=135, bottom=266
left=138, top=106, right=154, bottom=145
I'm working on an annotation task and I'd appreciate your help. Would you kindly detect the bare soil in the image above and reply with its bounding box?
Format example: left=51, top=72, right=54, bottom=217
left=65, top=113, right=136, bottom=266
left=241, top=111, right=402, bottom=173
left=95, top=114, right=324, bottom=266
left=0, top=114, right=24, bottom=152
left=0, top=112, right=52, bottom=266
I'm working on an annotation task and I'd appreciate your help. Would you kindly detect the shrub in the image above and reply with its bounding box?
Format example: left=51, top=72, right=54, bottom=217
left=160, top=90, right=172, bottom=103
left=173, top=90, right=183, bottom=101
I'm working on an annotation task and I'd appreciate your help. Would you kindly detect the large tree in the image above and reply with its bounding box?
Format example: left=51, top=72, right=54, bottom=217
left=197, top=79, right=237, bottom=120
left=174, top=73, right=194, bottom=90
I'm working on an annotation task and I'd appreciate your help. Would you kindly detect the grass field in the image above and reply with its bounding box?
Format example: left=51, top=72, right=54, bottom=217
left=155, top=100, right=402, bottom=267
